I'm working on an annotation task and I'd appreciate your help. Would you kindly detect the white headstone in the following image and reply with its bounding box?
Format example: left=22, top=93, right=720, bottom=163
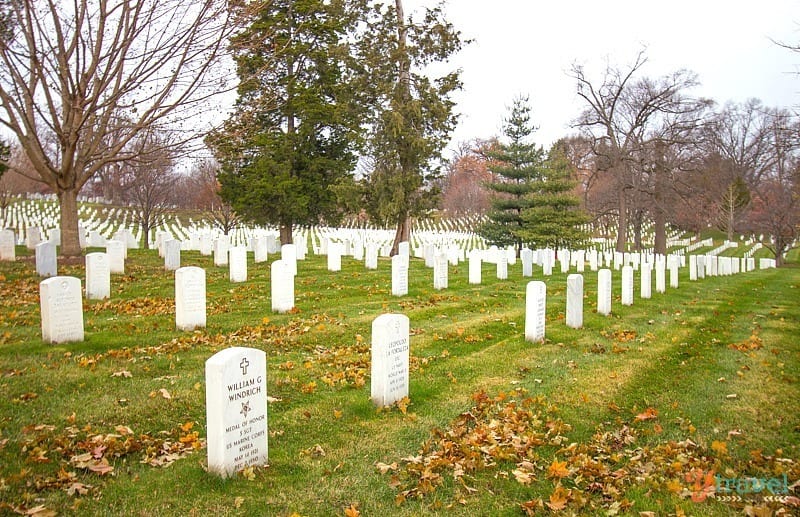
left=468, top=249, right=482, bottom=285
left=35, top=241, right=57, bottom=277
left=253, top=236, right=268, bottom=263
left=328, top=242, right=343, bottom=272
left=559, top=251, right=570, bottom=273
left=26, top=226, right=42, bottom=250
left=621, top=265, right=634, bottom=306
left=365, top=243, right=378, bottom=270
left=175, top=266, right=206, bottom=331
left=370, top=314, right=410, bottom=407
left=214, top=236, right=230, bottom=267
left=164, top=239, right=181, bottom=271
left=206, top=347, right=268, bottom=478
left=640, top=263, right=652, bottom=300
left=655, top=259, right=666, bottom=294
left=398, top=241, right=410, bottom=258
left=271, top=260, right=295, bottom=313
left=48, top=228, right=61, bottom=246
left=525, top=281, right=546, bottom=343
left=391, top=254, right=409, bottom=297
left=433, top=252, right=448, bottom=290
left=281, top=244, right=297, bottom=276
left=496, top=253, right=508, bottom=280
left=521, top=248, right=533, bottom=277
left=689, top=255, right=698, bottom=281
left=85, top=252, right=111, bottom=300
left=669, top=260, right=679, bottom=288
left=566, top=274, right=583, bottom=329
left=597, top=269, right=612, bottom=316
left=106, top=240, right=125, bottom=274
left=229, top=246, right=248, bottom=283
left=0, top=229, right=15, bottom=261
left=40, top=276, right=84, bottom=343
left=542, top=252, right=553, bottom=276
left=200, top=234, right=213, bottom=256
left=575, top=250, right=585, bottom=273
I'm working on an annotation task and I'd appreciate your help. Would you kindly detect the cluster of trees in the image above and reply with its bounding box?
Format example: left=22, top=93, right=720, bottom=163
left=206, top=0, right=463, bottom=254
left=0, top=0, right=796, bottom=264
left=442, top=53, right=800, bottom=265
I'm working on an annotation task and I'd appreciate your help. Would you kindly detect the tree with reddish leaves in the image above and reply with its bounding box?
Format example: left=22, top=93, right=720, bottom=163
left=746, top=179, right=799, bottom=266
left=440, top=140, right=495, bottom=217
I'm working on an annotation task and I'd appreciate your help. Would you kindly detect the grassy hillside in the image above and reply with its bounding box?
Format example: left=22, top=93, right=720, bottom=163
left=0, top=248, right=797, bottom=516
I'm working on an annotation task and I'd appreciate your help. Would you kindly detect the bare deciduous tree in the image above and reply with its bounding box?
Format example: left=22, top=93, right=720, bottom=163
left=126, top=130, right=178, bottom=249
left=570, top=51, right=704, bottom=252
left=0, top=0, right=234, bottom=256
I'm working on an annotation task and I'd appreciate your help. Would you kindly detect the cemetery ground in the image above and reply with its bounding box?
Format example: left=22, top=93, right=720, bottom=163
left=0, top=247, right=798, bottom=516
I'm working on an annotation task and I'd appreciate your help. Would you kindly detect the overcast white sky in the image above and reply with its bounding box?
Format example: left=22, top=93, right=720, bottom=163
left=402, top=0, right=800, bottom=152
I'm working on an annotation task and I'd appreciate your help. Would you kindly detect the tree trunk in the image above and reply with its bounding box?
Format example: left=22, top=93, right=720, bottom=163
left=615, top=187, right=627, bottom=253
left=58, top=188, right=82, bottom=257
left=280, top=223, right=293, bottom=245
left=390, top=214, right=410, bottom=256
left=633, top=211, right=642, bottom=251
left=653, top=207, right=667, bottom=255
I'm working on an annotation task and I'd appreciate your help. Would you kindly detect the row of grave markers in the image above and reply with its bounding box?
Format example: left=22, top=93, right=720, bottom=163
left=28, top=252, right=776, bottom=480
left=204, top=312, right=409, bottom=477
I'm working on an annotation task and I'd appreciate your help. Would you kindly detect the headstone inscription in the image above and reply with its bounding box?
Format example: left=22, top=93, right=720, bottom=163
left=524, top=281, right=546, bottom=343
left=206, top=347, right=268, bottom=478
left=566, top=274, right=583, bottom=329
left=370, top=313, right=410, bottom=407
left=175, top=266, right=206, bottom=331
left=40, top=276, right=84, bottom=343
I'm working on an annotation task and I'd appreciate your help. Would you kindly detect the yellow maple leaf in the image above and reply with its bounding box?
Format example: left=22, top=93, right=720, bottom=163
left=546, top=485, right=570, bottom=511
left=547, top=459, right=570, bottom=479
left=711, top=440, right=728, bottom=455
left=343, top=503, right=360, bottom=517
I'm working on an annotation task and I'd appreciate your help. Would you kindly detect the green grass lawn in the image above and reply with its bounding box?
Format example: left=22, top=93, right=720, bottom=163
left=0, top=247, right=798, bottom=516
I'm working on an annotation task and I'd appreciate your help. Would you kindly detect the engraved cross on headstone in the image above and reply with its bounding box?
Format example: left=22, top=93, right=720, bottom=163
left=240, top=357, right=249, bottom=376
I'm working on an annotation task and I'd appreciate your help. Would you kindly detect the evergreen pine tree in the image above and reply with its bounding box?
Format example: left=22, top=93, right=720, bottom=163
left=479, top=96, right=544, bottom=254
left=518, top=146, right=590, bottom=250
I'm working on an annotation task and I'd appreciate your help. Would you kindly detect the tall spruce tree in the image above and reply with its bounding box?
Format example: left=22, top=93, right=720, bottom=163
left=479, top=96, right=545, bottom=254
left=207, top=0, right=367, bottom=244
left=356, top=0, right=465, bottom=254
left=518, top=145, right=590, bottom=250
